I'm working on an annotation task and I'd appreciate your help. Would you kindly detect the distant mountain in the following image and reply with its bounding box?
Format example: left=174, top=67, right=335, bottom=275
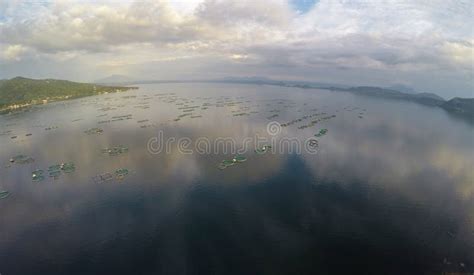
left=220, top=76, right=274, bottom=83
left=2, top=76, right=471, bottom=121
left=95, top=74, right=135, bottom=84
left=440, top=98, right=474, bottom=120
left=212, top=78, right=473, bottom=121
left=0, top=77, right=136, bottom=112
left=414, top=92, right=444, bottom=101
left=386, top=84, right=417, bottom=94
left=344, top=86, right=444, bottom=106
left=212, top=78, right=453, bottom=107
left=215, top=76, right=349, bottom=89
left=349, top=86, right=403, bottom=96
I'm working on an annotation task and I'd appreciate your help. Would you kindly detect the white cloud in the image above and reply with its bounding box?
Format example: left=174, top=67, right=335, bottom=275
left=442, top=40, right=474, bottom=69
left=0, top=0, right=472, bottom=97
left=2, top=44, right=28, bottom=61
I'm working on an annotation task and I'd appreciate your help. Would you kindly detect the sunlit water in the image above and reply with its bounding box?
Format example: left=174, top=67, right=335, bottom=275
left=0, top=83, right=473, bottom=274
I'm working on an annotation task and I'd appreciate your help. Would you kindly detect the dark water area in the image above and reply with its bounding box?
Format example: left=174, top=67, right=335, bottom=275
left=0, top=83, right=472, bottom=274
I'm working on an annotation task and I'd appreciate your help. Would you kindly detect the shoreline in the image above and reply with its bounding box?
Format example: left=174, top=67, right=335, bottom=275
left=0, top=86, right=138, bottom=115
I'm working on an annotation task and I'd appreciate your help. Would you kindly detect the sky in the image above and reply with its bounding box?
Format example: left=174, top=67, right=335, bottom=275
left=0, top=0, right=473, bottom=98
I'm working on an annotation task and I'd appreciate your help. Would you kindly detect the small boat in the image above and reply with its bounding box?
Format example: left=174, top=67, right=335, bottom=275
left=0, top=190, right=10, bottom=199
left=233, top=155, right=247, bottom=163
left=255, top=145, right=272, bottom=154
left=314, top=129, right=328, bottom=137
left=32, top=170, right=45, bottom=182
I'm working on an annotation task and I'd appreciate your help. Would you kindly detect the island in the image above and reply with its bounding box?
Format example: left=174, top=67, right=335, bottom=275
left=0, top=77, right=137, bottom=113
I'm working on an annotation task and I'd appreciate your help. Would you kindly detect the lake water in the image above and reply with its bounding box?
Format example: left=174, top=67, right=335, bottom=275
left=0, top=83, right=472, bottom=274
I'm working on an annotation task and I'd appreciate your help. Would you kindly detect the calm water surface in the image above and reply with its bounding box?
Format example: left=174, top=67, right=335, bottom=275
left=0, top=83, right=473, bottom=274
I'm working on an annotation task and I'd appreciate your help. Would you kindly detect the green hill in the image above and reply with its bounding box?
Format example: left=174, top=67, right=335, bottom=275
left=0, top=77, right=136, bottom=111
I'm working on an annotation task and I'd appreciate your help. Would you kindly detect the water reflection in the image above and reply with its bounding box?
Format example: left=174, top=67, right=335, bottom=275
left=0, top=83, right=472, bottom=274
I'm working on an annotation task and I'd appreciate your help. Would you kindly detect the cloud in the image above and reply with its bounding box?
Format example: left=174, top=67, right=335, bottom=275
left=196, top=0, right=293, bottom=27
left=2, top=44, right=28, bottom=60
left=442, top=40, right=474, bottom=69
left=1, top=1, right=202, bottom=53
left=0, top=0, right=472, bottom=97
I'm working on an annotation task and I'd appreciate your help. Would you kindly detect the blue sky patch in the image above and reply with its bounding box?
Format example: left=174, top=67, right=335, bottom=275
left=290, top=0, right=318, bottom=14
